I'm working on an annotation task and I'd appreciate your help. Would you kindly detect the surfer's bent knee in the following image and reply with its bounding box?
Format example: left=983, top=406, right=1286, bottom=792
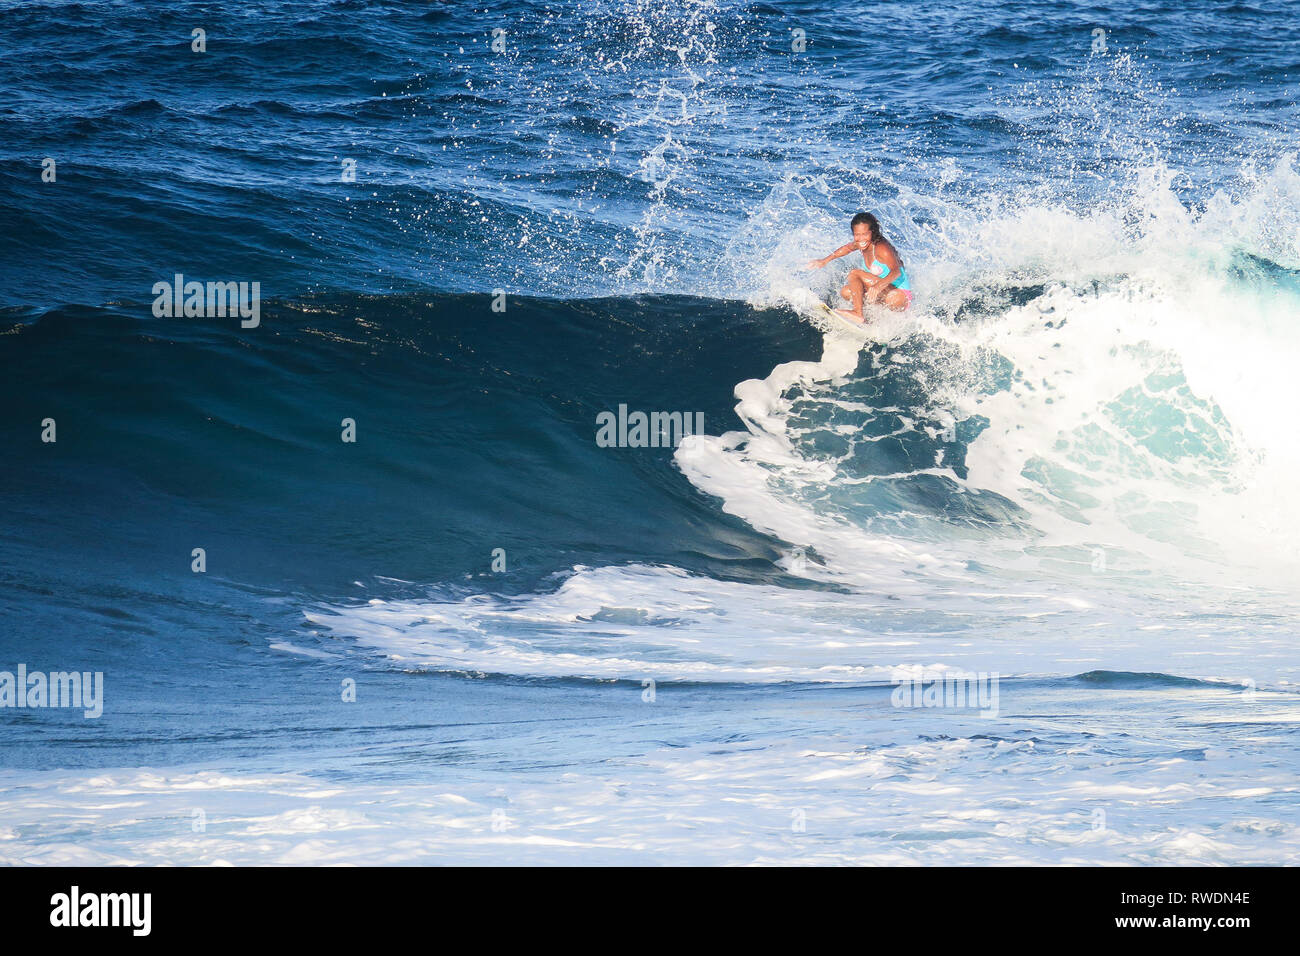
left=841, top=271, right=866, bottom=300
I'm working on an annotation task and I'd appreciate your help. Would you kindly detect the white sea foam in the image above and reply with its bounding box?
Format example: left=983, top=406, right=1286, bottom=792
left=305, top=561, right=1300, bottom=691
left=5, top=691, right=1297, bottom=866
left=743, top=154, right=1300, bottom=596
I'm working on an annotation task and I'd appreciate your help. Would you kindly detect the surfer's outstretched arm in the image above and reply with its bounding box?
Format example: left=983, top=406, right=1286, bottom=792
left=806, top=242, right=856, bottom=269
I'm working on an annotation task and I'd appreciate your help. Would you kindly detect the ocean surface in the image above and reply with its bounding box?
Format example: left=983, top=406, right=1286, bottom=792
left=2, top=0, right=1299, bottom=864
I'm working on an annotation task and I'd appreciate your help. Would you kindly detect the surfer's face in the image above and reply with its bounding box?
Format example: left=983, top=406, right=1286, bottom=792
left=852, top=224, right=872, bottom=248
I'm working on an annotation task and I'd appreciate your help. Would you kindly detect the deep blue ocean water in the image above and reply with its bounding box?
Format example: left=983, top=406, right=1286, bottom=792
left=2, top=0, right=1299, bottom=863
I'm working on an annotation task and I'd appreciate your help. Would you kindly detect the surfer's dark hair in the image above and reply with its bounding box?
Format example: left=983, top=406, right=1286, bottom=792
left=850, top=212, right=882, bottom=241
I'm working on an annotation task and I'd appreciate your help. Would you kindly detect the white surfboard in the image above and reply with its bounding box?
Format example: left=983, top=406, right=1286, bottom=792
left=817, top=301, right=873, bottom=330
left=775, top=285, right=878, bottom=340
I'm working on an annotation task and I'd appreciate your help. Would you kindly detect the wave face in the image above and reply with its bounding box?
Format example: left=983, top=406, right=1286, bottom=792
left=1, top=294, right=814, bottom=596
left=3, top=0, right=1300, bottom=864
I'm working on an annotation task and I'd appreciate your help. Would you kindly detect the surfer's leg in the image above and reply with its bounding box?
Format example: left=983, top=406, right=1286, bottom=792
left=880, top=287, right=911, bottom=311
left=839, top=270, right=868, bottom=316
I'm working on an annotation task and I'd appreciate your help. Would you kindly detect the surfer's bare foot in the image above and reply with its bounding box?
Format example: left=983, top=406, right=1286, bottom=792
left=834, top=308, right=865, bottom=324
